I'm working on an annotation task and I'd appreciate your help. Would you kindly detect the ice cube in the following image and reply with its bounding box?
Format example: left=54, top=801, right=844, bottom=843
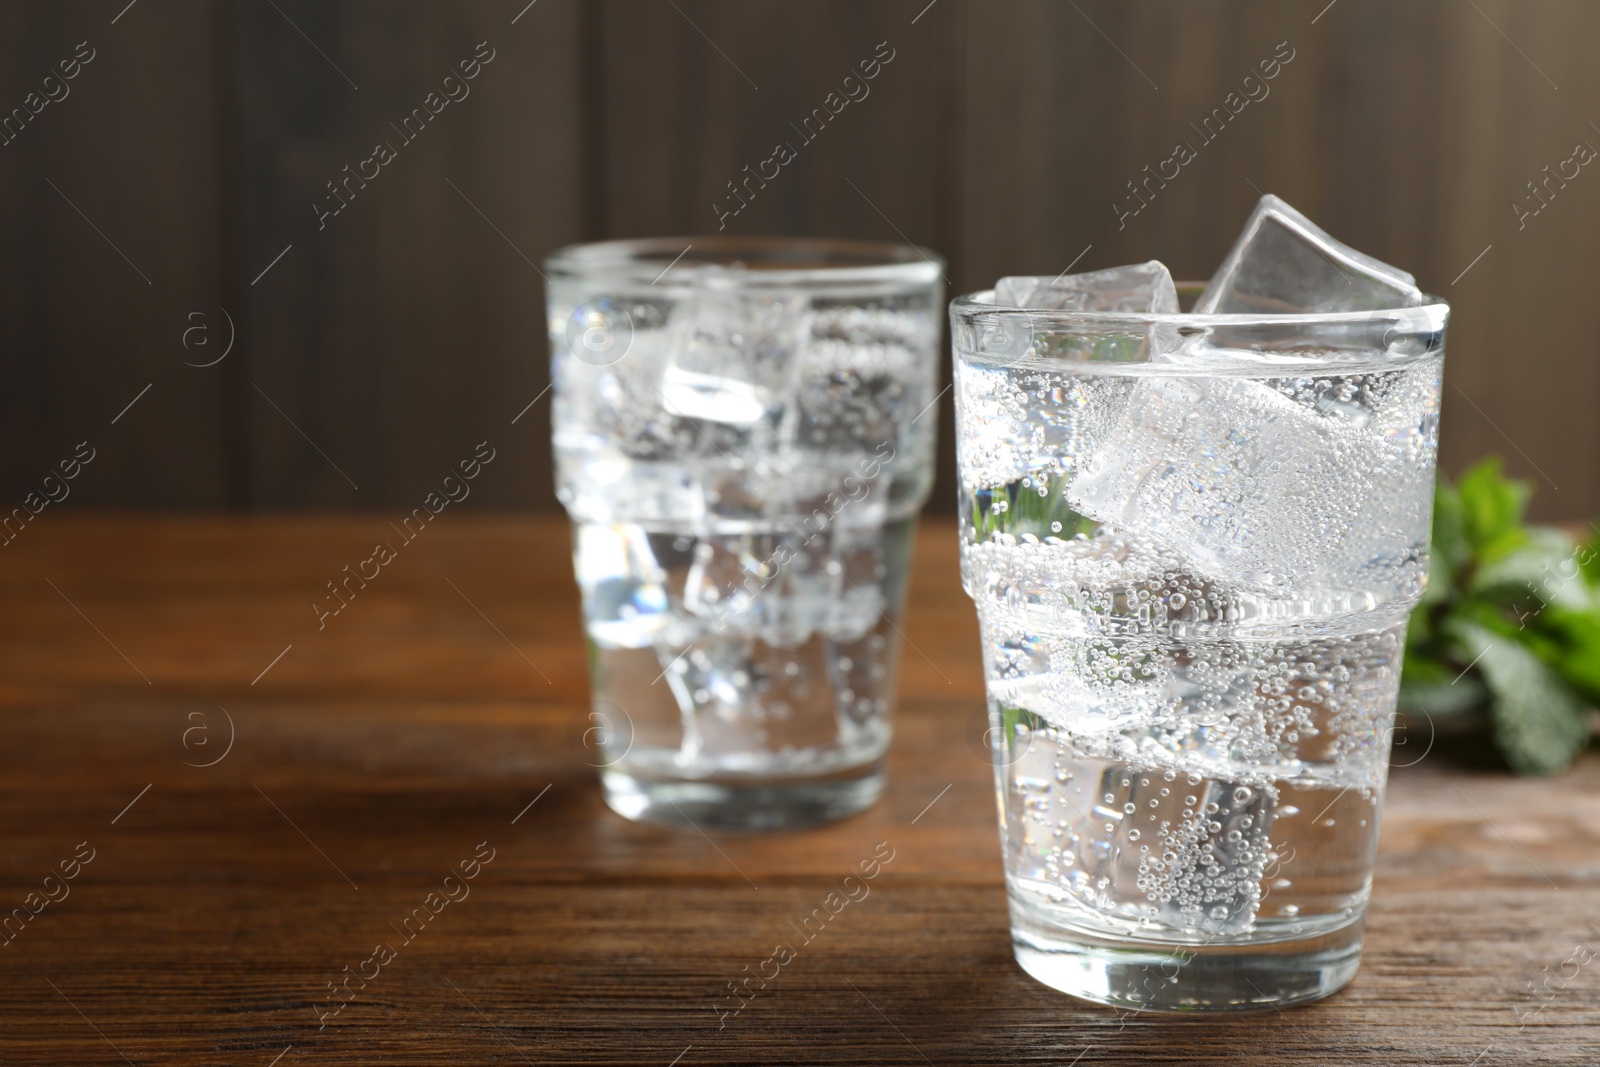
left=660, top=288, right=808, bottom=425
left=555, top=452, right=706, bottom=527
left=574, top=523, right=671, bottom=648
left=676, top=532, right=813, bottom=643
left=1064, top=373, right=1415, bottom=595
left=995, top=261, right=1179, bottom=313
left=1131, top=771, right=1276, bottom=934
left=669, top=527, right=832, bottom=648
left=828, top=627, right=894, bottom=740
left=679, top=534, right=757, bottom=628
left=816, top=515, right=883, bottom=640
left=988, top=625, right=1284, bottom=775
left=987, top=631, right=1168, bottom=741
left=664, top=634, right=842, bottom=764
left=990, top=263, right=1181, bottom=371
left=753, top=526, right=842, bottom=649
left=1195, top=194, right=1423, bottom=314
left=954, top=359, right=1037, bottom=492
left=553, top=326, right=675, bottom=457
left=795, top=305, right=927, bottom=452
left=1043, top=753, right=1277, bottom=935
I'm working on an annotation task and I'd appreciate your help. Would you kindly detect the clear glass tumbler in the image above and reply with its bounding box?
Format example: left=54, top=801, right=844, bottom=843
left=548, top=238, right=943, bottom=831
left=951, top=287, right=1447, bottom=1009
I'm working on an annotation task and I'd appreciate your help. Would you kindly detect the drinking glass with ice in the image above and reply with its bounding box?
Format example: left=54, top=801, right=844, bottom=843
left=953, top=195, right=1446, bottom=1010
left=549, top=238, right=943, bottom=830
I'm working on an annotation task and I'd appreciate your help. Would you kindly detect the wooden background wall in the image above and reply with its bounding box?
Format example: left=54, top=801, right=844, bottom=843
left=2, top=0, right=1596, bottom=520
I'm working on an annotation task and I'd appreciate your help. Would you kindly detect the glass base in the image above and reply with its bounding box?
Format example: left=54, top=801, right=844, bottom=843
left=1009, top=896, right=1365, bottom=1012
left=599, top=759, right=886, bottom=832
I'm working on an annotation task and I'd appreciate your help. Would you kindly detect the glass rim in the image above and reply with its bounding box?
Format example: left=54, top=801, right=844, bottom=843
left=546, top=236, right=944, bottom=286
left=952, top=287, right=1449, bottom=326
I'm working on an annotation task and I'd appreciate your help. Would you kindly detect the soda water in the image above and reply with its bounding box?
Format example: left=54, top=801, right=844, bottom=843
left=549, top=243, right=941, bottom=828
left=956, top=310, right=1444, bottom=1004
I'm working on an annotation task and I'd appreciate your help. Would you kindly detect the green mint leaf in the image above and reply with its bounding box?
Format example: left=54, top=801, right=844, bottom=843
left=1406, top=454, right=1599, bottom=774
left=1469, top=526, right=1579, bottom=605
left=1397, top=656, right=1488, bottom=717
left=1448, top=596, right=1567, bottom=665
left=1446, top=597, right=1523, bottom=643
left=1538, top=606, right=1600, bottom=705
left=1429, top=475, right=1470, bottom=580
left=1446, top=620, right=1591, bottom=776
left=1400, top=651, right=1453, bottom=687
left=1578, top=535, right=1600, bottom=588
left=1002, top=705, right=1047, bottom=750
left=1456, top=458, right=1532, bottom=563
left=971, top=471, right=1098, bottom=543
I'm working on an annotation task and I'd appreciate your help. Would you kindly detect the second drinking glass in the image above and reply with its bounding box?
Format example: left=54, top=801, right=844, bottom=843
left=548, top=238, right=944, bottom=831
left=952, top=285, right=1447, bottom=1009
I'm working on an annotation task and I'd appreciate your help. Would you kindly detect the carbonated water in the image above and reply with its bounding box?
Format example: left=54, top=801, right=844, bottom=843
left=957, top=347, right=1443, bottom=945
left=551, top=276, right=940, bottom=804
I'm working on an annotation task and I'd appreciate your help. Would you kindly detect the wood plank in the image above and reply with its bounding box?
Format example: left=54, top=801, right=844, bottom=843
left=960, top=1, right=1326, bottom=286
left=0, top=515, right=1594, bottom=1063
left=7, top=0, right=1600, bottom=517
left=0, top=0, right=229, bottom=509
left=1316, top=0, right=1600, bottom=523
left=598, top=0, right=948, bottom=243
left=229, top=0, right=585, bottom=508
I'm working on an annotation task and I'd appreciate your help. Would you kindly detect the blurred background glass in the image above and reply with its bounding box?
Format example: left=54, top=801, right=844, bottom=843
left=547, top=237, right=942, bottom=829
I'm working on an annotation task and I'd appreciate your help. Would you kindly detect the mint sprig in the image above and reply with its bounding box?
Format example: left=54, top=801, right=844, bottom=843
left=969, top=471, right=1099, bottom=542
left=1402, top=458, right=1600, bottom=774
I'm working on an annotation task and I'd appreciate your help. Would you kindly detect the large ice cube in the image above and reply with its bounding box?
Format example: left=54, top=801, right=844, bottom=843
left=995, top=261, right=1179, bottom=313
left=828, top=626, right=895, bottom=739
left=574, top=523, right=670, bottom=648
left=555, top=453, right=705, bottom=528
left=668, top=503, right=882, bottom=651
left=1009, top=738, right=1277, bottom=935
left=664, top=634, right=842, bottom=764
left=1064, top=372, right=1426, bottom=595
left=675, top=531, right=820, bottom=646
left=1114, top=768, right=1276, bottom=934
left=553, top=324, right=674, bottom=456
left=794, top=305, right=927, bottom=452
left=958, top=266, right=1182, bottom=496
left=1195, top=194, right=1423, bottom=314
left=987, top=620, right=1292, bottom=776
left=654, top=528, right=900, bottom=767
left=660, top=288, right=808, bottom=425
left=954, top=359, right=1037, bottom=492
left=989, top=263, right=1182, bottom=372
left=1061, top=200, right=1436, bottom=595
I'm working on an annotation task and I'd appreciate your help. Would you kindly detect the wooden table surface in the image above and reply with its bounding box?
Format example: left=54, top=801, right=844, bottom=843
left=1, top=515, right=1596, bottom=1065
